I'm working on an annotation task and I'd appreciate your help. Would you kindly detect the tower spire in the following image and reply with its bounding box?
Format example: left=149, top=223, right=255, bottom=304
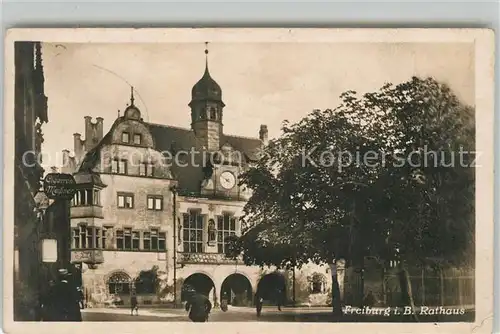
left=130, top=86, right=135, bottom=106
left=204, top=42, right=209, bottom=73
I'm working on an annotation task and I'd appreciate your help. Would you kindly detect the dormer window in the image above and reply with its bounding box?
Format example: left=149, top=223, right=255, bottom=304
left=121, top=132, right=130, bottom=143
left=133, top=134, right=142, bottom=145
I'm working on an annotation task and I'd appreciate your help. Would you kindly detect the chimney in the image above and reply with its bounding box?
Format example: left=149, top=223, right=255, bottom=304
left=73, top=133, right=83, bottom=159
left=62, top=149, right=70, bottom=167
left=259, top=125, right=268, bottom=145
left=96, top=117, right=104, bottom=142
left=61, top=149, right=72, bottom=174
left=84, top=115, right=92, bottom=144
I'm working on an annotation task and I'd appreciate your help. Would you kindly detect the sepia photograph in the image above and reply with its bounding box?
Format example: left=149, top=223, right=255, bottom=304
left=3, top=28, right=494, bottom=333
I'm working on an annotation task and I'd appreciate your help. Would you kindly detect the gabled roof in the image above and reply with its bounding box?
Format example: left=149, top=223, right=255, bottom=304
left=77, top=119, right=263, bottom=195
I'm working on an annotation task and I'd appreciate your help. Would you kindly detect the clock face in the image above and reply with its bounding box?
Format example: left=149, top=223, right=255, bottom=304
left=219, top=171, right=236, bottom=190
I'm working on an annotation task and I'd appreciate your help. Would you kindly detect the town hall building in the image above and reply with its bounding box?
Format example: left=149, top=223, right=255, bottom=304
left=61, top=47, right=333, bottom=308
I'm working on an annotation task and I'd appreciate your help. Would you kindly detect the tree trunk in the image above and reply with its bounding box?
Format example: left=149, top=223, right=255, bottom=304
left=397, top=263, right=419, bottom=322
left=329, top=261, right=343, bottom=317
left=331, top=275, right=343, bottom=316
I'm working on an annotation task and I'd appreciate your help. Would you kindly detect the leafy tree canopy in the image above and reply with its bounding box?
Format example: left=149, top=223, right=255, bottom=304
left=230, top=77, right=475, bottom=271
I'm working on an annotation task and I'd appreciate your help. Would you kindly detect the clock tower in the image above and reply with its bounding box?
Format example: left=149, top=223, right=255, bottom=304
left=189, top=43, right=225, bottom=152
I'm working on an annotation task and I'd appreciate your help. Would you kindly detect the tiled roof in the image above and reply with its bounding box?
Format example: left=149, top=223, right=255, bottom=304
left=147, top=123, right=262, bottom=162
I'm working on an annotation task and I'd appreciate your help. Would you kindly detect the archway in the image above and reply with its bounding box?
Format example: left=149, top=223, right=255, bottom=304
left=309, top=272, right=328, bottom=294
left=182, top=273, right=215, bottom=302
left=257, top=272, right=287, bottom=305
left=220, top=273, right=253, bottom=307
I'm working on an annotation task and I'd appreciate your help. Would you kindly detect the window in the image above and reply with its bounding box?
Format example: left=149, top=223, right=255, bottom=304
left=117, top=193, right=134, bottom=209
left=140, top=163, right=154, bottom=177
left=124, top=228, right=132, bottom=250
left=108, top=271, right=131, bottom=295
left=159, top=232, right=166, bottom=251
left=142, top=229, right=166, bottom=251
left=118, top=160, right=127, bottom=174
left=217, top=214, right=237, bottom=254
left=80, top=225, right=88, bottom=248
left=102, top=226, right=112, bottom=249
left=95, top=227, right=101, bottom=249
left=93, top=189, right=101, bottom=206
left=111, top=160, right=118, bottom=173
left=112, top=159, right=127, bottom=174
left=147, top=195, right=163, bottom=211
left=183, top=210, right=204, bottom=253
left=121, top=132, right=130, bottom=143
left=151, top=229, right=158, bottom=251
left=143, top=232, right=151, bottom=250
left=72, top=224, right=101, bottom=249
left=133, top=134, right=142, bottom=145
left=209, top=107, right=216, bottom=120
left=72, top=189, right=99, bottom=206
left=72, top=228, right=80, bottom=249
left=132, top=231, right=140, bottom=250
left=116, top=230, right=124, bottom=250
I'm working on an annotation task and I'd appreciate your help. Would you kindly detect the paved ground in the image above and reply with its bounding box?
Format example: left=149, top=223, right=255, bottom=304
left=82, top=306, right=475, bottom=322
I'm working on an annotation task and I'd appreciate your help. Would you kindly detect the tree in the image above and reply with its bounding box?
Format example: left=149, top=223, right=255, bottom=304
left=230, top=77, right=475, bottom=319
left=135, top=266, right=160, bottom=295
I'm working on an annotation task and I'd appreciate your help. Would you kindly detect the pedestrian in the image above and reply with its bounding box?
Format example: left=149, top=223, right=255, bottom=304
left=276, top=287, right=284, bottom=311
left=185, top=291, right=212, bottom=323
left=41, top=280, right=58, bottom=321
left=130, top=291, right=139, bottom=316
left=363, top=291, right=376, bottom=307
left=255, top=292, right=263, bottom=317
left=77, top=287, right=85, bottom=309
left=51, top=269, right=82, bottom=321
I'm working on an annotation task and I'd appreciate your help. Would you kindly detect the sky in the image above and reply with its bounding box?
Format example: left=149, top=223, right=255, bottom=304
left=40, top=42, right=474, bottom=168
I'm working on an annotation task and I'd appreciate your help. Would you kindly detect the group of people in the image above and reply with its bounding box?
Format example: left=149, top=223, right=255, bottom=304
left=181, top=285, right=284, bottom=322
left=41, top=269, right=83, bottom=321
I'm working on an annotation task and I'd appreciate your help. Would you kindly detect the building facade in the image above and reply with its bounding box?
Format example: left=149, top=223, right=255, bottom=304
left=14, top=41, right=49, bottom=320
left=63, top=51, right=333, bottom=308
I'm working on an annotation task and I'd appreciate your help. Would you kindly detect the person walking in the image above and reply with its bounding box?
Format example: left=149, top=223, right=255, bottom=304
left=130, top=291, right=139, bottom=316
left=255, top=292, right=263, bottom=317
left=276, top=287, right=284, bottom=311
left=185, top=291, right=212, bottom=322
left=77, top=287, right=85, bottom=309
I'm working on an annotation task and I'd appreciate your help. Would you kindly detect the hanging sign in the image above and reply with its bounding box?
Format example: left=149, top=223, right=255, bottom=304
left=43, top=173, right=77, bottom=200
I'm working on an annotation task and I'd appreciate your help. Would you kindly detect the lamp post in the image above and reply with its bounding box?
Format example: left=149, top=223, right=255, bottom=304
left=170, top=185, right=178, bottom=307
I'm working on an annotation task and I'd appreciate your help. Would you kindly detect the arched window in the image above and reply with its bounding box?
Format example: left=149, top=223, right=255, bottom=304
left=209, top=107, right=217, bottom=120
left=108, top=271, right=131, bottom=295
left=310, top=273, right=327, bottom=294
